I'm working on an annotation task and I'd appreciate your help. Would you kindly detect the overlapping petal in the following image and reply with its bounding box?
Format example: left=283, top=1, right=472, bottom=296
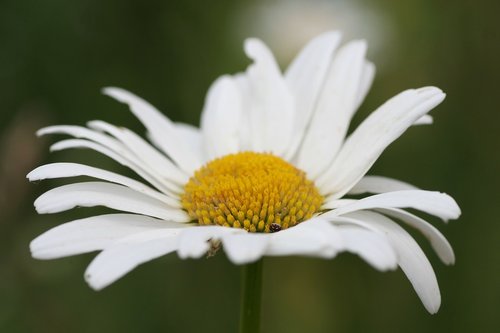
left=34, top=181, right=190, bottom=222
left=335, top=211, right=443, bottom=314
left=44, top=129, right=181, bottom=196
left=28, top=163, right=179, bottom=207
left=348, top=175, right=418, bottom=195
left=297, top=40, right=368, bottom=177
left=85, top=228, right=182, bottom=290
left=376, top=208, right=455, bottom=265
left=323, top=190, right=461, bottom=221
left=317, top=87, right=446, bottom=197
left=200, top=75, right=243, bottom=160
left=88, top=120, right=188, bottom=184
left=284, top=31, right=342, bottom=158
left=31, top=214, right=185, bottom=259
left=102, top=87, right=202, bottom=174
left=241, top=38, right=295, bottom=156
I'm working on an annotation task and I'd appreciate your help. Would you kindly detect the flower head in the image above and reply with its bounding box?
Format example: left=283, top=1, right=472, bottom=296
left=29, top=31, right=460, bottom=313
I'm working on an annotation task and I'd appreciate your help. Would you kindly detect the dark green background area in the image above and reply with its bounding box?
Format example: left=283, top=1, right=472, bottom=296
left=0, top=0, right=498, bottom=332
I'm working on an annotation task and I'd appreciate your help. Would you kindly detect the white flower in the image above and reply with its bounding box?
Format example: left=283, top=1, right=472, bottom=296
left=28, top=31, right=460, bottom=314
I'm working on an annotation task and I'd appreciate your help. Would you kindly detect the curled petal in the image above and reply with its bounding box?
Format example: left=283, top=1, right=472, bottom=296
left=102, top=87, right=202, bottom=173
left=28, top=163, right=179, bottom=207
left=348, top=176, right=418, bottom=195
left=338, top=211, right=442, bottom=314
left=85, top=229, right=182, bottom=290
left=317, top=87, right=446, bottom=197
left=34, top=181, right=190, bottom=222
left=30, top=214, right=184, bottom=259
left=323, top=190, right=461, bottom=222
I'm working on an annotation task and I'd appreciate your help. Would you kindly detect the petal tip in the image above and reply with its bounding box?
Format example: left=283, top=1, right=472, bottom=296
left=101, top=87, right=133, bottom=104
left=101, top=86, right=120, bottom=96
left=36, top=127, right=51, bottom=137
left=313, top=30, right=343, bottom=45
left=243, top=38, right=271, bottom=61
left=426, top=300, right=441, bottom=314
left=84, top=273, right=105, bottom=291
left=440, top=192, right=461, bottom=220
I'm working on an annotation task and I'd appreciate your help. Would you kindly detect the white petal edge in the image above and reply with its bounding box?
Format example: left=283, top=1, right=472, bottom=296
left=84, top=228, right=182, bottom=290
left=174, top=122, right=206, bottom=163
left=284, top=31, right=342, bottom=159
left=377, top=208, right=455, bottom=265
left=221, top=233, right=270, bottom=264
left=200, top=75, right=243, bottom=160
left=49, top=138, right=179, bottom=197
left=414, top=114, right=433, bottom=125
left=317, top=87, right=446, bottom=198
left=177, top=226, right=241, bottom=259
left=102, top=87, right=202, bottom=174
left=264, top=218, right=343, bottom=258
left=38, top=125, right=123, bottom=153
left=354, top=61, right=376, bottom=110
left=88, top=120, right=188, bottom=185
left=31, top=214, right=186, bottom=259
left=34, top=181, right=190, bottom=222
left=28, top=163, right=180, bottom=207
left=348, top=175, right=419, bottom=195
left=334, top=224, right=398, bottom=271
left=297, top=40, right=368, bottom=178
left=243, top=38, right=295, bottom=157
left=40, top=125, right=181, bottom=195
left=323, top=190, right=461, bottom=222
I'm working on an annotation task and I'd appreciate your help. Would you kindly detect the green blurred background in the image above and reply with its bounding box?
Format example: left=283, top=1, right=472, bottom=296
left=0, top=0, right=498, bottom=332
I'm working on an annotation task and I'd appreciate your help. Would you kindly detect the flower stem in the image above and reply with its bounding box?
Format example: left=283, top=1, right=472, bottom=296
left=240, top=259, right=263, bottom=333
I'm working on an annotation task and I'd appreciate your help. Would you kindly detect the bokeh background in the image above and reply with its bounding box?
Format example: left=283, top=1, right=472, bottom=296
left=1, top=0, right=498, bottom=332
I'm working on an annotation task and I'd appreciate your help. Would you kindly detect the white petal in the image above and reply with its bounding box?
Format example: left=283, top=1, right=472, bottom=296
left=200, top=75, right=243, bottom=159
left=28, top=163, right=180, bottom=207
left=342, top=211, right=442, bottom=314
left=42, top=126, right=180, bottom=195
left=34, top=181, right=190, bottom=222
left=88, top=120, right=187, bottom=186
left=348, top=176, right=418, bottom=195
left=38, top=125, right=122, bottom=152
left=322, top=199, right=357, bottom=210
left=354, top=61, right=376, bottom=110
left=265, top=218, right=342, bottom=258
left=30, top=214, right=184, bottom=259
left=102, top=87, right=202, bottom=173
left=335, top=224, right=398, bottom=271
left=243, top=38, right=295, bottom=156
left=317, top=87, right=446, bottom=197
left=176, top=226, right=239, bottom=259
left=414, top=114, right=433, bottom=125
left=323, top=190, right=461, bottom=222
left=84, top=228, right=182, bottom=290
left=284, top=31, right=342, bottom=158
left=40, top=125, right=177, bottom=185
left=50, top=139, right=179, bottom=196
left=297, top=40, right=368, bottom=178
left=174, top=122, right=206, bottom=163
left=221, top=233, right=270, bottom=264
left=377, top=208, right=455, bottom=265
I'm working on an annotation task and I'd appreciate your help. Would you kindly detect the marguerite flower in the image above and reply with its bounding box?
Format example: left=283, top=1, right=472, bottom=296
left=29, top=31, right=460, bottom=314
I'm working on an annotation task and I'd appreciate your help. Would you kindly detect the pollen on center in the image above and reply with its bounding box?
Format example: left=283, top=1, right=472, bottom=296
left=181, top=152, right=324, bottom=233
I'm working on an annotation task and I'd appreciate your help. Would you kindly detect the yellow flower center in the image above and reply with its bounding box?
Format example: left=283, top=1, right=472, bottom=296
left=181, top=152, right=323, bottom=233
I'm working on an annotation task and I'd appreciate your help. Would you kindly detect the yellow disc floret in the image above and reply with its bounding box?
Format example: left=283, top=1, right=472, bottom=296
left=181, top=152, right=323, bottom=233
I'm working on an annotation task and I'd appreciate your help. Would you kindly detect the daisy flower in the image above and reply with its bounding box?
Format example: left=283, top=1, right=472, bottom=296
left=29, top=31, right=460, bottom=315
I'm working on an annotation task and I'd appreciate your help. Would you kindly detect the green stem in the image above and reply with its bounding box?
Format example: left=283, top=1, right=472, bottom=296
left=240, top=259, right=263, bottom=333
